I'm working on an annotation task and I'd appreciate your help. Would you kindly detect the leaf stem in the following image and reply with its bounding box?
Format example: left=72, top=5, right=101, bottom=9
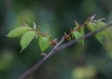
left=64, top=23, right=86, bottom=40
left=37, top=31, right=46, bottom=37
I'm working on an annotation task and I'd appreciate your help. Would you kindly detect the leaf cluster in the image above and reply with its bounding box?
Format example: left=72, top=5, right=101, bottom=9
left=70, top=14, right=111, bottom=45
left=7, top=15, right=112, bottom=54
left=7, top=22, right=51, bottom=53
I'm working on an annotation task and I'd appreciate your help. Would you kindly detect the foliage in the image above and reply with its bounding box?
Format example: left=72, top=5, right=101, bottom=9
left=87, top=22, right=103, bottom=43
left=6, top=15, right=112, bottom=54
left=39, top=36, right=50, bottom=52
left=20, top=31, right=37, bottom=53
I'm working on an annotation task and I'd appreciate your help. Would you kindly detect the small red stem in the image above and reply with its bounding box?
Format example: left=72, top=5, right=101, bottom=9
left=74, top=23, right=86, bottom=31
left=37, top=31, right=46, bottom=37
left=65, top=23, right=86, bottom=39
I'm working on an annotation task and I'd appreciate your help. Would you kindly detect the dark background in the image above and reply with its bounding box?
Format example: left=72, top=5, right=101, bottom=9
left=0, top=0, right=112, bottom=79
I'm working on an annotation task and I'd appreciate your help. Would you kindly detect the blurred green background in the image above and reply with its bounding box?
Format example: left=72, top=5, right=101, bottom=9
left=1, top=0, right=112, bottom=79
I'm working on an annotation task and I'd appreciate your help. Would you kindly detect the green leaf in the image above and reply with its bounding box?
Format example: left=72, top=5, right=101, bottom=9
left=39, top=36, right=50, bottom=52
left=73, top=26, right=85, bottom=45
left=87, top=23, right=103, bottom=43
left=97, top=18, right=106, bottom=22
left=7, top=27, right=31, bottom=38
left=97, top=22, right=106, bottom=28
left=103, top=27, right=112, bottom=39
left=95, top=33, right=103, bottom=44
left=73, top=31, right=83, bottom=44
left=99, top=22, right=112, bottom=39
left=96, top=22, right=108, bottom=37
left=79, top=26, right=85, bottom=45
left=20, top=31, right=37, bottom=53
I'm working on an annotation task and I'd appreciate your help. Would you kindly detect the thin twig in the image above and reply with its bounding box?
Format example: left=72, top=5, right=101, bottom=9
left=74, top=23, right=85, bottom=31
left=18, top=37, right=65, bottom=79
left=66, top=23, right=85, bottom=39
left=18, top=22, right=112, bottom=79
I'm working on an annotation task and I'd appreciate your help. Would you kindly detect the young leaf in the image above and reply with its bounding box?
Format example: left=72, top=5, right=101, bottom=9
left=75, top=20, right=79, bottom=27
left=103, top=27, right=112, bottom=39
left=87, top=23, right=103, bottom=43
left=20, top=31, right=37, bottom=53
left=97, top=18, right=106, bottom=22
left=95, top=33, right=103, bottom=44
left=79, top=26, right=85, bottom=45
left=7, top=27, right=31, bottom=38
left=97, top=22, right=106, bottom=28
left=73, top=31, right=83, bottom=44
left=74, top=25, right=85, bottom=45
left=99, top=22, right=112, bottom=39
left=39, top=36, right=50, bottom=52
left=85, top=17, right=91, bottom=24
left=90, top=14, right=96, bottom=22
left=33, top=22, right=36, bottom=30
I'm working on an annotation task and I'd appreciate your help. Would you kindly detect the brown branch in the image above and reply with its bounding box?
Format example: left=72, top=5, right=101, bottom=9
left=65, top=23, right=85, bottom=40
left=18, top=22, right=112, bottom=79
left=74, top=23, right=85, bottom=31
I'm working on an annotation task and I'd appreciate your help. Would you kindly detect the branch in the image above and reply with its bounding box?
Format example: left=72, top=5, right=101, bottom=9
left=18, top=36, right=65, bottom=79
left=58, top=23, right=112, bottom=51
left=64, top=23, right=85, bottom=40
left=18, top=22, right=112, bottom=79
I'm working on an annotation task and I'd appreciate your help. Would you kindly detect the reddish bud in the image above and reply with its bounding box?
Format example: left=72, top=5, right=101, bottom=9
left=41, top=53, right=46, bottom=57
left=50, top=38, right=57, bottom=46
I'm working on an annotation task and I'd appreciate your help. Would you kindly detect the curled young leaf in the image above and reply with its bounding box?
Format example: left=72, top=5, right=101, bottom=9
left=90, top=14, right=96, bottom=22
left=7, top=27, right=31, bottom=38
left=20, top=31, right=37, bottom=53
left=75, top=20, right=79, bottom=27
left=33, top=22, right=36, bottom=30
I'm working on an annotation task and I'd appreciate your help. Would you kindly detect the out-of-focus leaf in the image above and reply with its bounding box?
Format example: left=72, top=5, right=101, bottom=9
left=90, top=14, right=96, bottom=22
left=97, top=18, right=106, bottom=22
left=79, top=26, right=85, bottom=45
left=98, top=22, right=112, bottom=39
left=20, top=31, right=37, bottom=53
left=73, top=25, right=85, bottom=45
left=73, top=31, right=84, bottom=44
left=72, top=65, right=96, bottom=79
left=75, top=20, right=79, bottom=27
left=97, top=22, right=106, bottom=28
left=87, top=23, right=103, bottom=43
left=103, top=27, right=112, bottom=39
